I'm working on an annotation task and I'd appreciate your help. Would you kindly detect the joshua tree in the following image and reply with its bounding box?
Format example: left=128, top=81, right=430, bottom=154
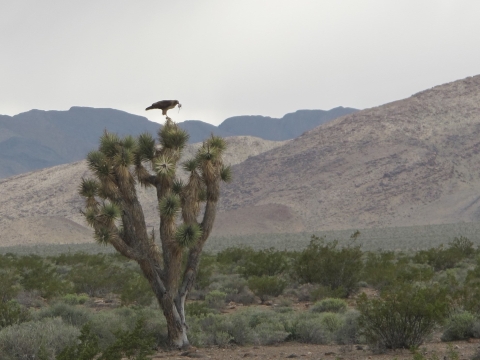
left=78, top=118, right=231, bottom=348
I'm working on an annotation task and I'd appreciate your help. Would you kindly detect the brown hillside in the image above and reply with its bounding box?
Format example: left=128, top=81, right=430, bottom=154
left=0, top=136, right=287, bottom=246
left=218, top=75, right=480, bottom=232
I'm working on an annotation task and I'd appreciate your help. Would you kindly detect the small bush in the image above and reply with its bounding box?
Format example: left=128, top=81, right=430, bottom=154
left=0, top=317, right=79, bottom=360
left=57, top=323, right=100, bottom=360
left=357, top=283, right=450, bottom=349
left=35, top=302, right=92, bottom=327
left=186, top=301, right=212, bottom=317
left=62, top=293, right=90, bottom=305
left=441, top=311, right=476, bottom=341
left=311, top=298, right=347, bottom=313
left=293, top=236, right=363, bottom=296
left=120, top=273, right=153, bottom=306
left=240, top=248, right=289, bottom=278
left=205, top=290, right=226, bottom=310
left=0, top=300, right=31, bottom=329
left=247, top=276, right=286, bottom=302
left=335, top=310, right=362, bottom=345
left=283, top=313, right=330, bottom=344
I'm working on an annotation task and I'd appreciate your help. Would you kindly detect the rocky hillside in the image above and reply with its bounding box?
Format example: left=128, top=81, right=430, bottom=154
left=0, top=136, right=287, bottom=246
left=219, top=75, right=480, bottom=232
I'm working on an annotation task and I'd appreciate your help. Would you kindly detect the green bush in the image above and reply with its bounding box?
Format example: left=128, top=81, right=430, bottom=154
left=120, top=273, right=153, bottom=306
left=0, top=317, right=79, bottom=360
left=35, top=302, right=92, bottom=327
left=310, top=298, right=347, bottom=313
left=205, top=290, right=226, bottom=310
left=240, top=248, right=289, bottom=278
left=293, top=236, right=362, bottom=296
left=441, top=311, right=476, bottom=341
left=413, top=244, right=465, bottom=271
left=62, top=293, right=90, bottom=305
left=0, top=269, right=20, bottom=302
left=16, top=256, right=72, bottom=299
left=282, top=312, right=330, bottom=344
left=57, top=323, right=100, bottom=360
left=247, top=276, right=286, bottom=302
left=0, top=300, right=31, bottom=329
left=186, top=301, right=212, bottom=317
left=335, top=310, right=362, bottom=345
left=357, top=283, right=450, bottom=349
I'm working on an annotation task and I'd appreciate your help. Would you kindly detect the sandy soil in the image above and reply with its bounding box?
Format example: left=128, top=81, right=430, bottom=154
left=152, top=339, right=480, bottom=360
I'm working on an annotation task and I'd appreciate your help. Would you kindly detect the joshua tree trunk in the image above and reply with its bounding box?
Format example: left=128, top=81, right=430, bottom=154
left=79, top=118, right=231, bottom=348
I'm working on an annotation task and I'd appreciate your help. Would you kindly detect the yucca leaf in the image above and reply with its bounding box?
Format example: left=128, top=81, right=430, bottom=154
left=99, top=131, right=121, bottom=158
left=153, top=156, right=175, bottom=178
left=182, top=158, right=198, bottom=172
left=101, top=202, right=121, bottom=221
left=158, top=193, right=180, bottom=218
left=175, top=223, right=202, bottom=248
left=79, top=178, right=99, bottom=198
left=220, top=165, right=232, bottom=183
left=136, top=133, right=156, bottom=162
left=172, top=179, right=184, bottom=195
left=94, top=227, right=111, bottom=245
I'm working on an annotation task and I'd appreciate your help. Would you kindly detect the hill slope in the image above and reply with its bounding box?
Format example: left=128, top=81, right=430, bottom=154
left=0, top=136, right=287, bottom=246
left=219, top=75, right=480, bottom=232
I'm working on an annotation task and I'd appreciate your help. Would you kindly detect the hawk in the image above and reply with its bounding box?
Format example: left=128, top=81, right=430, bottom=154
left=145, top=100, right=182, bottom=119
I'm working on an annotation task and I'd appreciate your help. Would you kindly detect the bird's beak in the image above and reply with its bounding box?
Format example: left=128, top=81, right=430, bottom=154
left=178, top=103, right=182, bottom=112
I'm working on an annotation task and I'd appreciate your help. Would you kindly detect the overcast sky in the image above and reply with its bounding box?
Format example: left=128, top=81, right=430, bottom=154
left=1, top=1, right=480, bottom=125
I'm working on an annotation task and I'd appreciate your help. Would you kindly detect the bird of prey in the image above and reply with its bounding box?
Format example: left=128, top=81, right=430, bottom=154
left=145, top=100, right=182, bottom=119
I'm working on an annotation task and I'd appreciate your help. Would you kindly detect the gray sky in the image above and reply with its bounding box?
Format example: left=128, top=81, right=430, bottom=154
left=1, top=1, right=479, bottom=125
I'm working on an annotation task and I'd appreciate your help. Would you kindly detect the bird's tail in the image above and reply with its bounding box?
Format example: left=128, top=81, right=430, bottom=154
left=145, top=106, right=154, bottom=111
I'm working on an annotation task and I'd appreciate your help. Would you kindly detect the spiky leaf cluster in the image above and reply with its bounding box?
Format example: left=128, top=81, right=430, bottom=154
left=159, top=122, right=189, bottom=150
left=175, top=223, right=202, bottom=248
left=153, top=156, right=176, bottom=178
left=159, top=193, right=181, bottom=218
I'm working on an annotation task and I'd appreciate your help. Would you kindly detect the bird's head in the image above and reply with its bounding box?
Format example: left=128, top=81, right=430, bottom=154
left=176, top=101, right=182, bottom=112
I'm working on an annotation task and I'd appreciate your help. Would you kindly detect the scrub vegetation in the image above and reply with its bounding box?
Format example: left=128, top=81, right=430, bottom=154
left=2, top=235, right=480, bottom=358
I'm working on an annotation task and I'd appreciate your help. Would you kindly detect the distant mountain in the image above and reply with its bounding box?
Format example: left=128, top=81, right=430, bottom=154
left=218, top=107, right=358, bottom=141
left=0, top=107, right=160, bottom=178
left=177, top=120, right=233, bottom=143
left=0, top=106, right=356, bottom=178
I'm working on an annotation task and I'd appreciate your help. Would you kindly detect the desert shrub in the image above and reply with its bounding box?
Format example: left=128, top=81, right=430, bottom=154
left=96, top=318, right=156, bottom=360
left=16, top=256, right=72, bottom=299
left=335, top=310, right=362, bottom=345
left=0, top=269, right=20, bottom=303
left=0, top=317, right=79, bottom=360
left=62, top=293, right=90, bottom=305
left=282, top=312, right=330, bottom=344
left=217, top=246, right=254, bottom=265
left=120, top=273, right=153, bottom=306
left=194, top=253, right=216, bottom=290
left=205, top=290, right=226, bottom=310
left=57, top=323, right=100, bottom=360
left=310, top=298, right=347, bottom=313
left=188, top=314, right=232, bottom=347
left=240, top=248, right=289, bottom=278
left=357, top=283, right=450, bottom=349
left=89, top=307, right=167, bottom=350
left=449, top=236, right=475, bottom=257
left=254, top=321, right=289, bottom=345
left=186, top=301, right=212, bottom=317
left=67, top=263, right=129, bottom=297
left=35, top=302, right=92, bottom=327
left=208, top=274, right=255, bottom=304
left=441, top=311, right=476, bottom=341
left=0, top=300, right=31, bottom=329
left=413, top=243, right=466, bottom=271
left=293, top=236, right=363, bottom=296
left=247, top=275, right=287, bottom=302
left=51, top=252, right=110, bottom=267
left=458, top=259, right=480, bottom=313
